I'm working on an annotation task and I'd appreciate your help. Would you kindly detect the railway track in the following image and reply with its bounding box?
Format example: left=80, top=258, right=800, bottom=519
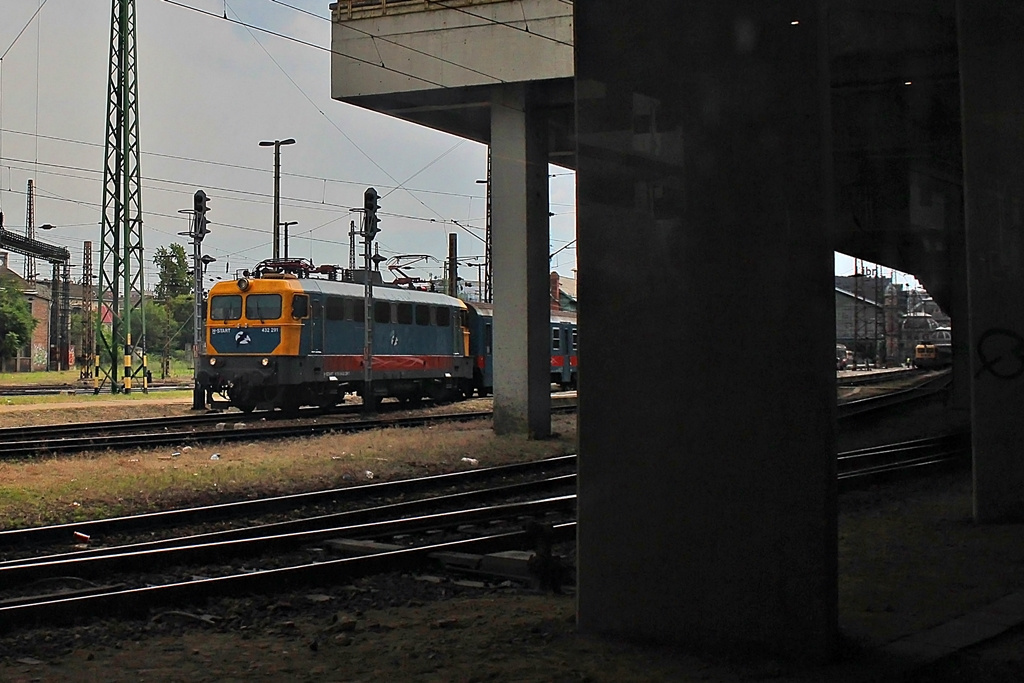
left=0, top=468, right=577, bottom=632
left=837, top=432, right=969, bottom=490
left=836, top=368, right=919, bottom=387
left=836, top=370, right=950, bottom=419
left=0, top=370, right=937, bottom=459
left=0, top=455, right=577, bottom=549
left=0, top=403, right=577, bottom=459
left=0, top=435, right=969, bottom=632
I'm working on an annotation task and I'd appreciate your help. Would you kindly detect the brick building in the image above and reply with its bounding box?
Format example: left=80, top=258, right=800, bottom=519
left=0, top=252, right=51, bottom=371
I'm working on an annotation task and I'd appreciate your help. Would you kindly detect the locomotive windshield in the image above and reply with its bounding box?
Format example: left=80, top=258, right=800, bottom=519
left=245, top=294, right=282, bottom=322
left=210, top=295, right=242, bottom=321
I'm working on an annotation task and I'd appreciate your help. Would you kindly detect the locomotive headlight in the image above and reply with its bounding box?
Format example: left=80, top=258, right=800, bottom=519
left=261, top=357, right=270, bottom=367
left=209, top=357, right=217, bottom=366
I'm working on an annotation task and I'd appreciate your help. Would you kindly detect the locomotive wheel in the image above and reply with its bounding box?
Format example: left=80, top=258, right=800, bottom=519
left=429, top=384, right=454, bottom=405
left=278, top=387, right=302, bottom=416
left=235, top=402, right=256, bottom=414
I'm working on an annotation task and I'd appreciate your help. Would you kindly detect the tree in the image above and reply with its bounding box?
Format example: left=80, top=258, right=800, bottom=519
left=0, top=274, right=37, bottom=359
left=153, top=244, right=192, bottom=299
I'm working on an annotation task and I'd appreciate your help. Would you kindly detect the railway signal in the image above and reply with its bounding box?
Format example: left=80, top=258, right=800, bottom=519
left=193, top=190, right=210, bottom=241
left=190, top=189, right=212, bottom=409
left=363, top=187, right=381, bottom=239
left=361, top=187, right=381, bottom=413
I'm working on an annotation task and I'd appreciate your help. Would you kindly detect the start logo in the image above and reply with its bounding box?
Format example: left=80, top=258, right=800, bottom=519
left=235, top=330, right=251, bottom=346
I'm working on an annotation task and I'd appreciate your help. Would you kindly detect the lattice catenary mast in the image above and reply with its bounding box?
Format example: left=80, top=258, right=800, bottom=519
left=24, top=180, right=36, bottom=282
left=96, top=0, right=147, bottom=393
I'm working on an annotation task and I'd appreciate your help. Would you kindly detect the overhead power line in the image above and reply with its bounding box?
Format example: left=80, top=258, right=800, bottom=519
left=0, top=0, right=52, bottom=60
left=0, top=127, right=487, bottom=202
left=163, top=0, right=453, bottom=89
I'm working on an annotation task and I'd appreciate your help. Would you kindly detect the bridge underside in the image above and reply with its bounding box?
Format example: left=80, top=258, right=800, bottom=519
left=334, top=1, right=961, bottom=311
left=332, top=0, right=1024, bottom=660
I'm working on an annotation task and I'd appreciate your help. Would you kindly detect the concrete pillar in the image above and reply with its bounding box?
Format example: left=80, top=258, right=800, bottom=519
left=576, top=1, right=837, bottom=658
left=948, top=195, right=972, bottom=418
left=958, top=0, right=1024, bottom=521
left=490, top=84, right=551, bottom=437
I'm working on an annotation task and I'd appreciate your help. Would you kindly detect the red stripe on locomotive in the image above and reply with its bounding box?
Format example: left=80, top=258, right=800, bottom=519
left=321, top=355, right=456, bottom=372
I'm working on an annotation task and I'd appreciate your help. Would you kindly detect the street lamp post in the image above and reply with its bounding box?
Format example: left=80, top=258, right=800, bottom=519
left=259, top=138, right=295, bottom=260
left=280, top=221, right=298, bottom=259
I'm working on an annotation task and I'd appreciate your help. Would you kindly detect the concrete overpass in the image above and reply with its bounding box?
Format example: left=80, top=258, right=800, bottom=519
left=329, top=0, right=1024, bottom=660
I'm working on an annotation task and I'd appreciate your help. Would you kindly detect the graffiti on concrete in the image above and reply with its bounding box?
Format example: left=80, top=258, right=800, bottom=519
left=976, top=328, right=1024, bottom=380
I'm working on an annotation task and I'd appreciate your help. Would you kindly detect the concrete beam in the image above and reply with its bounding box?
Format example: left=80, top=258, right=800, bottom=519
left=330, top=0, right=572, bottom=98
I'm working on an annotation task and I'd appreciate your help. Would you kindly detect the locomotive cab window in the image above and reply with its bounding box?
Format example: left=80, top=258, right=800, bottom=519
left=551, top=327, right=561, bottom=351
left=325, top=296, right=344, bottom=321
left=291, top=294, right=309, bottom=319
left=415, top=304, right=430, bottom=326
left=397, top=303, right=413, bottom=325
left=210, top=295, right=242, bottom=321
left=374, top=301, right=391, bottom=324
left=351, top=299, right=364, bottom=322
left=435, top=306, right=451, bottom=327
left=245, top=294, right=282, bottom=322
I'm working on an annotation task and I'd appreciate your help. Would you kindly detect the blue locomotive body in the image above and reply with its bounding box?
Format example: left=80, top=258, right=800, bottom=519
left=198, top=264, right=578, bottom=412
left=199, top=271, right=473, bottom=411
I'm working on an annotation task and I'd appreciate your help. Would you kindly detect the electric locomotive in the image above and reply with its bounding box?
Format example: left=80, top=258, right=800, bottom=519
left=197, top=260, right=473, bottom=412
left=913, top=326, right=953, bottom=369
left=913, top=341, right=952, bottom=369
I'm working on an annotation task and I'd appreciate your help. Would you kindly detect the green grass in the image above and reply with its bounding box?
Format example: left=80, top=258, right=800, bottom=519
left=0, top=361, right=194, bottom=386
left=0, top=415, right=579, bottom=528
left=0, top=370, right=83, bottom=385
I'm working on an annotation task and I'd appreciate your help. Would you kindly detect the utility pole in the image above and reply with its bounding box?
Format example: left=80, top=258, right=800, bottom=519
left=259, top=138, right=295, bottom=260
left=82, top=241, right=94, bottom=379
left=477, top=149, right=493, bottom=303
left=349, top=220, right=357, bottom=271
left=24, top=180, right=36, bottom=282
left=853, top=259, right=860, bottom=370
left=189, top=190, right=211, bottom=409
left=97, top=0, right=146, bottom=394
left=447, top=233, right=458, bottom=297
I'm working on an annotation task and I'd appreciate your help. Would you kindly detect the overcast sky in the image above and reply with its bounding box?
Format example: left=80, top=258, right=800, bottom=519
left=0, top=0, right=914, bottom=292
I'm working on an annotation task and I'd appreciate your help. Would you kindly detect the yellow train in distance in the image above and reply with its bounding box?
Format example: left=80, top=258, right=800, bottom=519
left=913, top=327, right=952, bottom=369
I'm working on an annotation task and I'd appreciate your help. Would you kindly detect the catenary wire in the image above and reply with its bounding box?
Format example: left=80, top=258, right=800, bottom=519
left=0, top=127, right=487, bottom=202
left=268, top=0, right=506, bottom=85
